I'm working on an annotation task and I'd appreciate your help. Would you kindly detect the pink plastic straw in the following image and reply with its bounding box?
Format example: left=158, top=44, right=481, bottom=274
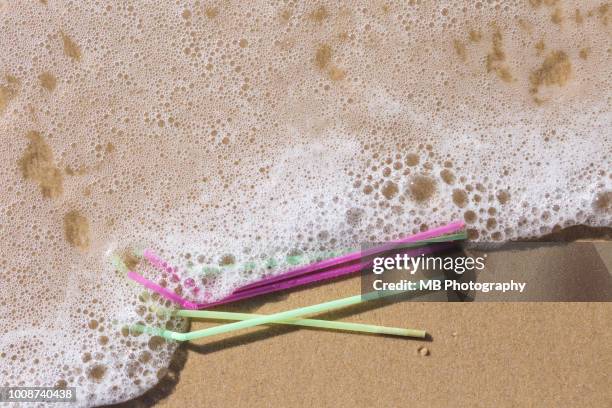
left=128, top=220, right=464, bottom=309
left=128, top=242, right=450, bottom=309
left=238, top=220, right=465, bottom=291
left=201, top=243, right=449, bottom=308
left=127, top=270, right=199, bottom=309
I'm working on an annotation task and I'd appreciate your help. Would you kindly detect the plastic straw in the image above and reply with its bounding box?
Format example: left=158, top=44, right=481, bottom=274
left=129, top=230, right=465, bottom=309
left=154, top=308, right=423, bottom=337
left=128, top=269, right=194, bottom=307
left=238, top=220, right=465, bottom=291
left=201, top=236, right=462, bottom=308
left=111, top=255, right=128, bottom=274
left=141, top=221, right=465, bottom=292
left=131, top=290, right=424, bottom=341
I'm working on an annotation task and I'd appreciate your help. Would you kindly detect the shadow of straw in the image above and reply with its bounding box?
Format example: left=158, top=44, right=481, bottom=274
left=104, top=278, right=429, bottom=407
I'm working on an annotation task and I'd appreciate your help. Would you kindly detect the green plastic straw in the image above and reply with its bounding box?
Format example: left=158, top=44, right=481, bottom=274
left=112, top=255, right=128, bottom=273
left=153, top=308, right=422, bottom=338
left=131, top=290, right=425, bottom=341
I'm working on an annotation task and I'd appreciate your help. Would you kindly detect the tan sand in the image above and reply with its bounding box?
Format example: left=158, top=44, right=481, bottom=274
left=115, top=240, right=612, bottom=407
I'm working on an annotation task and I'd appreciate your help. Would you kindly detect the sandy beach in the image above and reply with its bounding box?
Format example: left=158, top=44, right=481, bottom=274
left=116, top=239, right=612, bottom=408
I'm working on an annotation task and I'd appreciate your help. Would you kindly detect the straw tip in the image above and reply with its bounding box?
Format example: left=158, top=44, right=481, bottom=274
left=183, top=303, right=200, bottom=310
left=130, top=324, right=179, bottom=340
left=154, top=306, right=178, bottom=318
left=403, top=329, right=427, bottom=339
left=129, top=324, right=147, bottom=334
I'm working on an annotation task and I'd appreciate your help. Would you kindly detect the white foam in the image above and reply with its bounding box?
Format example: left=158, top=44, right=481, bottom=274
left=0, top=0, right=610, bottom=406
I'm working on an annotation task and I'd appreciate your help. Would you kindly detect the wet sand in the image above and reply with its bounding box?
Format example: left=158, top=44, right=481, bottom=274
left=113, top=235, right=612, bottom=408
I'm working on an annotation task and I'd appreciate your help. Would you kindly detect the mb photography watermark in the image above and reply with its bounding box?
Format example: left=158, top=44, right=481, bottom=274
left=370, top=252, right=525, bottom=294
left=361, top=241, right=612, bottom=301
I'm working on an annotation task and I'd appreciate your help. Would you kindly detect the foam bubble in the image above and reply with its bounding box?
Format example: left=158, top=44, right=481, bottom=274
left=0, top=0, right=610, bottom=405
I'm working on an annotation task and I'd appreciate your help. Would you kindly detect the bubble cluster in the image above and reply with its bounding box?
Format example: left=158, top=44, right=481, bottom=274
left=0, top=0, right=610, bottom=406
